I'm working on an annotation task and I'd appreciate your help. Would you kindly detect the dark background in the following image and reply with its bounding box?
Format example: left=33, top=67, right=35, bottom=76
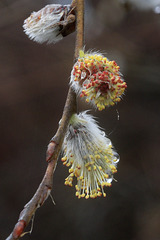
left=1, top=0, right=160, bottom=239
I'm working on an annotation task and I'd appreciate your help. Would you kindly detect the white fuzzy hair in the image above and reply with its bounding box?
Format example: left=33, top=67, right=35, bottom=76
left=23, top=4, right=70, bottom=44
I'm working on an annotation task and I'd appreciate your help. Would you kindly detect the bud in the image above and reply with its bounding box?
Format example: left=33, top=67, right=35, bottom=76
left=23, top=4, right=75, bottom=44
left=70, top=50, right=127, bottom=111
left=61, top=111, right=119, bottom=199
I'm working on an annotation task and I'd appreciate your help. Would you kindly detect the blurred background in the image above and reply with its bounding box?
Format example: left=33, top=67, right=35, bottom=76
left=1, top=0, right=160, bottom=239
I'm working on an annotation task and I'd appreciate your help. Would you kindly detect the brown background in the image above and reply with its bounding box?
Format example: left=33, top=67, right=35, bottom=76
left=1, top=0, right=160, bottom=239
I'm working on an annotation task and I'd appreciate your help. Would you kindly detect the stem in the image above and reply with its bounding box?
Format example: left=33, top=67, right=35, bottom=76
left=75, top=0, right=84, bottom=58
left=6, top=0, right=84, bottom=239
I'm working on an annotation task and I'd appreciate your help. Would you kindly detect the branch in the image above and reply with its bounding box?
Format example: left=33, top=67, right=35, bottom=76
left=6, top=0, right=84, bottom=239
left=75, top=0, right=84, bottom=57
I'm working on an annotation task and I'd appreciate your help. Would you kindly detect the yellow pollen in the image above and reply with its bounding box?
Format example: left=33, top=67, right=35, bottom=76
left=89, top=155, right=94, bottom=159
left=98, top=192, right=102, bottom=197
left=75, top=169, right=80, bottom=177
left=75, top=185, right=79, bottom=191
left=61, top=157, right=67, bottom=162
left=104, top=174, right=109, bottom=178
left=88, top=166, right=91, bottom=171
left=69, top=168, right=74, bottom=173
left=85, top=162, right=90, bottom=167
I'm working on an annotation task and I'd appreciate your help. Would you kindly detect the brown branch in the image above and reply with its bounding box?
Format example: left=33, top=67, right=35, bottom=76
left=6, top=0, right=84, bottom=239
left=75, top=0, right=84, bottom=57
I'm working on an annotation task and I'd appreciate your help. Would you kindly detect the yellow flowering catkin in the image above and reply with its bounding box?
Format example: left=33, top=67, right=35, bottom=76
left=61, top=111, right=119, bottom=199
left=70, top=50, right=127, bottom=110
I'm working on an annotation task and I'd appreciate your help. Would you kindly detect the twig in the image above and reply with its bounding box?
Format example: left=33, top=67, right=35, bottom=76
left=6, top=0, right=84, bottom=239
left=75, top=0, right=84, bottom=57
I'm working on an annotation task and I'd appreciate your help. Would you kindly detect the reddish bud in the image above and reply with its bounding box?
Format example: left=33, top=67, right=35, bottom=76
left=13, top=220, right=26, bottom=238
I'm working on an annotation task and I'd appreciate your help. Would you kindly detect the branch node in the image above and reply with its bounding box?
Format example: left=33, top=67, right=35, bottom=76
left=12, top=220, right=26, bottom=239
left=46, top=141, right=57, bottom=162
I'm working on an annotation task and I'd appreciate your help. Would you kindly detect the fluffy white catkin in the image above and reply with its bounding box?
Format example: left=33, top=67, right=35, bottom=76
left=61, top=111, right=119, bottom=199
left=23, top=4, right=71, bottom=44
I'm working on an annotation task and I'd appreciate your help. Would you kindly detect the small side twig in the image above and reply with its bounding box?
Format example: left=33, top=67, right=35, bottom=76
left=6, top=0, right=84, bottom=239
